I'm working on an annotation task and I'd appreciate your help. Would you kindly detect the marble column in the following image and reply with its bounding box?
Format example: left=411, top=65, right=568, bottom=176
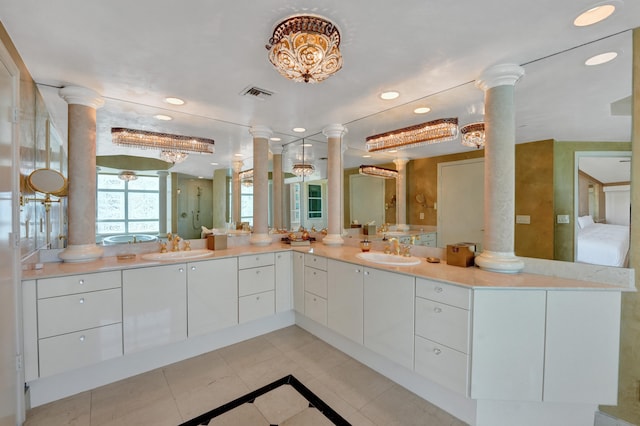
left=393, top=158, right=409, bottom=231
left=249, top=125, right=272, bottom=245
left=322, top=124, right=348, bottom=246
left=57, top=86, right=104, bottom=262
left=157, top=171, right=169, bottom=237
left=474, top=64, right=525, bottom=274
left=231, top=160, right=243, bottom=226
left=271, top=144, right=284, bottom=230
left=212, top=168, right=228, bottom=229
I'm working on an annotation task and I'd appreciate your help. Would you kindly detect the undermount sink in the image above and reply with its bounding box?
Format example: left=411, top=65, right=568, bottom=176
left=141, top=249, right=215, bottom=261
left=356, top=252, right=422, bottom=266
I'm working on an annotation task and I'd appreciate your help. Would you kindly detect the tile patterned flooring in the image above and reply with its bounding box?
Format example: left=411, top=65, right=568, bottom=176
left=23, top=326, right=467, bottom=425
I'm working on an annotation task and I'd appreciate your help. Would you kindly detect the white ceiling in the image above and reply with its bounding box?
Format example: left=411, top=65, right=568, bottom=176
left=0, top=1, right=637, bottom=178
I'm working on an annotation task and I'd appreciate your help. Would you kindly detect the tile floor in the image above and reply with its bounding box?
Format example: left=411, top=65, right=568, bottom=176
left=23, top=326, right=467, bottom=425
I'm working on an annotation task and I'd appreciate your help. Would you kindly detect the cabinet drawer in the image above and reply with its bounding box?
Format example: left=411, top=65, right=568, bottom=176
left=304, top=266, right=327, bottom=298
left=238, top=253, right=275, bottom=269
left=38, top=271, right=121, bottom=299
left=421, top=233, right=436, bottom=246
left=239, top=290, right=275, bottom=323
left=416, top=278, right=470, bottom=309
left=415, top=297, right=469, bottom=353
left=304, top=292, right=327, bottom=326
left=238, top=265, right=275, bottom=296
left=305, top=254, right=327, bottom=271
left=39, top=323, right=123, bottom=378
left=38, top=288, right=122, bottom=339
left=415, top=336, right=468, bottom=396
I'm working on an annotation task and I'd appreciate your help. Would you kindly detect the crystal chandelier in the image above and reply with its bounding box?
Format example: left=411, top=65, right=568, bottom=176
left=365, top=118, right=459, bottom=152
left=359, top=165, right=398, bottom=179
left=291, top=139, right=315, bottom=176
left=460, top=122, right=485, bottom=149
left=239, top=168, right=253, bottom=186
left=118, top=170, right=137, bottom=181
left=111, top=128, right=215, bottom=164
left=266, top=15, right=343, bottom=83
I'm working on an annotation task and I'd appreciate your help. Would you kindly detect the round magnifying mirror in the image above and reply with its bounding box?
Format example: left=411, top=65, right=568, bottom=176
left=27, top=168, right=68, bottom=196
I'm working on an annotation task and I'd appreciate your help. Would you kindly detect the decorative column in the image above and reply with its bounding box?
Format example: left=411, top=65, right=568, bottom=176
left=393, top=158, right=409, bottom=231
left=474, top=64, right=525, bottom=274
left=322, top=124, right=348, bottom=246
left=157, top=171, right=169, bottom=237
left=57, top=86, right=104, bottom=262
left=231, top=160, right=243, bottom=226
left=271, top=144, right=284, bottom=230
left=249, top=125, right=272, bottom=245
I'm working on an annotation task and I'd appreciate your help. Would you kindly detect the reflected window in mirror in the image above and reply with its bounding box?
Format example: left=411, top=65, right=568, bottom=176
left=96, top=173, right=160, bottom=241
left=308, top=184, right=322, bottom=219
left=240, top=181, right=254, bottom=226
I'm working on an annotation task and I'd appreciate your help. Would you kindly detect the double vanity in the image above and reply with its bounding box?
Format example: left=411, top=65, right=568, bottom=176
left=21, top=242, right=629, bottom=426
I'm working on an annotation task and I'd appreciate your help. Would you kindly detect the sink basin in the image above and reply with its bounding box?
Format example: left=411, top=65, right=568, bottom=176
left=141, top=249, right=215, bottom=261
left=356, top=252, right=422, bottom=266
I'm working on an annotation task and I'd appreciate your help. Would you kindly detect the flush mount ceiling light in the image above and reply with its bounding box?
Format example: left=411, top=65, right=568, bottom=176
left=585, top=51, right=618, bottom=66
left=359, top=165, right=398, bottom=179
left=573, top=4, right=616, bottom=26
left=118, top=170, right=138, bottom=181
left=111, top=128, right=214, bottom=164
left=164, top=97, right=185, bottom=105
left=380, top=91, right=400, bottom=100
left=365, top=118, right=459, bottom=152
left=266, top=14, right=343, bottom=83
left=460, top=122, right=485, bottom=149
left=414, top=107, right=431, bottom=114
left=154, top=114, right=173, bottom=121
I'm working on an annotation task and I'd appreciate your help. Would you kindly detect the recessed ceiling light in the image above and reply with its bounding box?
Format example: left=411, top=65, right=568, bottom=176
left=270, top=137, right=282, bottom=141
left=573, top=4, right=616, bottom=26
left=414, top=107, right=431, bottom=114
left=198, top=176, right=204, bottom=179
left=380, top=91, right=400, bottom=100
left=388, top=149, right=398, bottom=153
left=301, top=143, right=313, bottom=147
left=210, top=162, right=218, bottom=166
left=585, top=51, right=618, bottom=66
left=234, top=153, right=243, bottom=157
left=293, top=127, right=306, bottom=133
left=362, top=154, right=372, bottom=158
left=165, top=97, right=185, bottom=105
left=154, top=114, right=172, bottom=121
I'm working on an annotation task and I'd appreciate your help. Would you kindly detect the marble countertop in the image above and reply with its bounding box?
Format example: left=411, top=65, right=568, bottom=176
left=22, top=242, right=632, bottom=292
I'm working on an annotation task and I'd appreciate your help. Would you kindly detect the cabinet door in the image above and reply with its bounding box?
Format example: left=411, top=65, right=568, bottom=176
left=123, top=264, right=187, bottom=354
left=187, top=257, right=238, bottom=337
left=363, top=268, right=414, bottom=369
left=304, top=292, right=327, bottom=326
left=239, top=291, right=275, bottom=323
left=292, top=252, right=305, bottom=314
left=275, top=251, right=292, bottom=312
left=327, top=260, right=364, bottom=344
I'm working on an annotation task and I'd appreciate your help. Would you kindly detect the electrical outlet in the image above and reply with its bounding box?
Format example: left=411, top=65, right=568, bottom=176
left=557, top=214, right=570, bottom=224
left=419, top=212, right=424, bottom=220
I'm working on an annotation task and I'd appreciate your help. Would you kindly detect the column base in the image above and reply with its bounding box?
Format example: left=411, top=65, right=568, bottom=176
left=475, top=250, right=524, bottom=274
left=322, top=234, right=344, bottom=246
left=58, top=243, right=104, bottom=263
left=250, top=233, right=272, bottom=246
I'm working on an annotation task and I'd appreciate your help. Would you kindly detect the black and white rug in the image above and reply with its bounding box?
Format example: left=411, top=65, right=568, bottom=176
left=179, top=374, right=351, bottom=426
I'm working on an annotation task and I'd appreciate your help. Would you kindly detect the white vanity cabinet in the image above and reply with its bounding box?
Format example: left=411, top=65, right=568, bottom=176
left=304, top=253, right=328, bottom=325
left=292, top=251, right=305, bottom=314
left=327, top=259, right=363, bottom=344
left=275, top=251, right=292, bottom=312
left=238, top=253, right=275, bottom=323
left=123, top=264, right=187, bottom=354
left=35, top=271, right=123, bottom=378
left=187, top=257, right=238, bottom=337
left=414, top=278, right=471, bottom=395
left=363, top=268, right=415, bottom=370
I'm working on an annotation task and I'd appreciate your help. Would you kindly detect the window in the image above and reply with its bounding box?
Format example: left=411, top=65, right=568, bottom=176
left=308, top=184, right=322, bottom=219
left=96, top=173, right=159, bottom=238
left=240, top=182, right=253, bottom=226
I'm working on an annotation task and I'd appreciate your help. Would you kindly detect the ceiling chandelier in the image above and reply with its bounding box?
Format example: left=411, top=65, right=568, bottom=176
left=460, top=122, right=485, bottom=149
left=292, top=139, right=315, bottom=176
left=266, top=15, right=343, bottom=83
left=359, top=165, right=398, bottom=179
left=111, top=128, right=215, bottom=164
left=118, top=170, right=137, bottom=181
left=365, top=118, right=459, bottom=153
left=239, top=168, right=253, bottom=186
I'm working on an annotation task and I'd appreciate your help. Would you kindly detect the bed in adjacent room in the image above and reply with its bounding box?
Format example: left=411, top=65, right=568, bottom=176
left=576, top=215, right=630, bottom=267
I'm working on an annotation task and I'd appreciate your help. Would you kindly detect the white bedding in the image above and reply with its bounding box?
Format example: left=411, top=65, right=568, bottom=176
left=577, top=223, right=629, bottom=267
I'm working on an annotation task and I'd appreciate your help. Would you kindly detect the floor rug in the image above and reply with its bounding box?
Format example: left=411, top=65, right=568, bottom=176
left=179, top=374, right=351, bottom=425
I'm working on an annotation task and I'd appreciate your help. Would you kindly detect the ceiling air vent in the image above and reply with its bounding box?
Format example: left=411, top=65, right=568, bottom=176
left=240, top=85, right=274, bottom=100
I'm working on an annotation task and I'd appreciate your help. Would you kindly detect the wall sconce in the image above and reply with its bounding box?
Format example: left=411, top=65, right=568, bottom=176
left=416, top=193, right=427, bottom=208
left=385, top=195, right=396, bottom=210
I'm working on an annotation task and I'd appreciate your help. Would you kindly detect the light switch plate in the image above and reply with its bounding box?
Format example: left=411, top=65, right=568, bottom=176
left=516, top=215, right=530, bottom=224
left=557, top=214, right=570, bottom=224
left=419, top=212, right=424, bottom=220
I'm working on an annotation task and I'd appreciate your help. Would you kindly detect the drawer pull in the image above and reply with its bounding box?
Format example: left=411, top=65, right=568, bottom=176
left=434, top=286, right=443, bottom=293
left=178, top=268, right=184, bottom=273
left=256, top=270, right=261, bottom=275
left=313, top=297, right=317, bottom=301
left=256, top=256, right=260, bottom=261
left=256, top=296, right=260, bottom=300
left=364, top=271, right=369, bottom=276
left=355, top=269, right=361, bottom=273
left=433, top=307, right=442, bottom=313
left=78, top=279, right=85, bottom=285
left=191, top=266, right=196, bottom=271
left=79, top=335, right=86, bottom=342
left=433, top=348, right=442, bottom=355
left=79, top=298, right=85, bottom=304
left=313, top=271, right=317, bottom=275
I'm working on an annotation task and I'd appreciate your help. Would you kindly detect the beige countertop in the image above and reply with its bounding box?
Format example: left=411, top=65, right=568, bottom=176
left=23, top=242, right=631, bottom=291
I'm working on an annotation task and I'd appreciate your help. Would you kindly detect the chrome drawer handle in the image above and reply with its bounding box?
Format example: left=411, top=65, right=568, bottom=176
left=355, top=269, right=361, bottom=273
left=79, top=298, right=85, bottom=304
left=256, top=296, right=260, bottom=300
left=78, top=279, right=85, bottom=285
left=434, top=286, right=443, bottom=293
left=191, top=266, right=196, bottom=271
left=433, top=307, right=442, bottom=313
left=433, top=348, right=441, bottom=355
left=178, top=268, right=184, bottom=273
left=256, top=270, right=261, bottom=274
left=79, top=335, right=86, bottom=342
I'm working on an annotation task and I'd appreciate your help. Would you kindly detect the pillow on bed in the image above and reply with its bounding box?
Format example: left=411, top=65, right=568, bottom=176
left=577, top=215, right=594, bottom=229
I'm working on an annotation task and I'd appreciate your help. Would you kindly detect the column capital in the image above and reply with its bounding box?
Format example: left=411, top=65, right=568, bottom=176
left=270, top=143, right=284, bottom=155
left=476, top=64, right=525, bottom=91
left=156, top=171, right=169, bottom=177
left=393, top=158, right=409, bottom=169
left=322, top=124, right=348, bottom=139
left=59, top=86, right=105, bottom=109
left=232, top=160, right=244, bottom=173
left=249, top=125, right=273, bottom=140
